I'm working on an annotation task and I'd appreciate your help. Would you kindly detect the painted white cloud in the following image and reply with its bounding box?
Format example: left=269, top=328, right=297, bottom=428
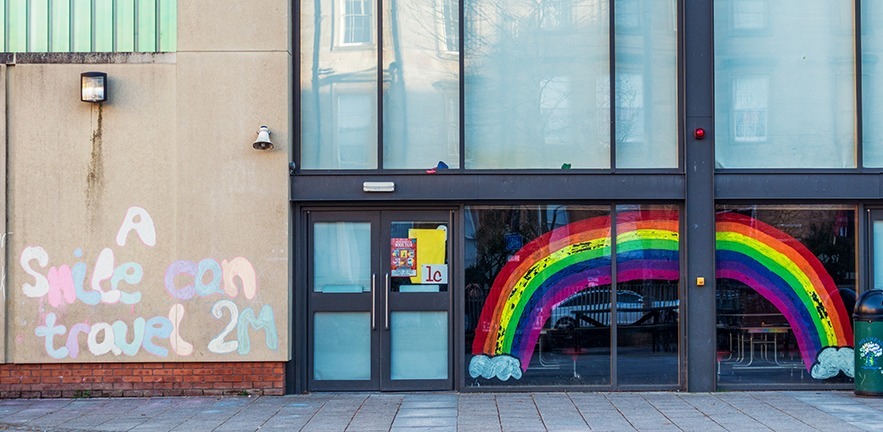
left=811, top=347, right=854, bottom=379
left=469, top=354, right=523, bottom=381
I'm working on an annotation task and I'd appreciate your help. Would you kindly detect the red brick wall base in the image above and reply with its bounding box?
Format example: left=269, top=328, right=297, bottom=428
left=0, top=362, right=286, bottom=398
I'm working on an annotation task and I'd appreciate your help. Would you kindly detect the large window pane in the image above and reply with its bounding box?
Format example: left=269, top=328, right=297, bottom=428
left=616, top=205, right=679, bottom=385
left=301, top=0, right=379, bottom=169
left=714, top=0, right=855, bottom=168
left=464, top=1, right=610, bottom=169
left=863, top=0, right=883, bottom=167
left=614, top=0, right=678, bottom=169
left=466, top=205, right=682, bottom=388
left=716, top=205, right=856, bottom=386
left=466, top=206, right=612, bottom=386
left=382, top=1, right=460, bottom=169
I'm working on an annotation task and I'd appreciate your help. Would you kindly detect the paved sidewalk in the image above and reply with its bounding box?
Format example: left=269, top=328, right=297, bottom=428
left=0, top=391, right=880, bottom=432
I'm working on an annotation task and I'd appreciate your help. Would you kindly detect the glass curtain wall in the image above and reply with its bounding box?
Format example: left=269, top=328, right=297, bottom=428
left=465, top=204, right=680, bottom=388
left=714, top=0, right=855, bottom=168
left=301, top=0, right=678, bottom=170
left=715, top=205, right=856, bottom=386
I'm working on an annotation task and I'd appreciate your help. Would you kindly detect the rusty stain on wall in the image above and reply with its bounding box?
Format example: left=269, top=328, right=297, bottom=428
left=86, top=104, right=104, bottom=223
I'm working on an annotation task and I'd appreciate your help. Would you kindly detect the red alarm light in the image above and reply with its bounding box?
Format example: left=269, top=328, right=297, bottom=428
left=694, top=128, right=706, bottom=140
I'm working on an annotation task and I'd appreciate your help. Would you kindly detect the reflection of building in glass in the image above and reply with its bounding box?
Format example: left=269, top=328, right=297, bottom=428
left=301, top=0, right=677, bottom=170
left=301, top=0, right=460, bottom=169
left=732, top=76, right=768, bottom=143
left=715, top=0, right=854, bottom=168
left=341, top=0, right=374, bottom=45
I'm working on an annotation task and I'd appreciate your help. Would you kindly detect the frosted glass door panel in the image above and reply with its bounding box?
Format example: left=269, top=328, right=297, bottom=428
left=313, top=222, right=371, bottom=293
left=390, top=312, right=448, bottom=380
left=314, top=312, right=371, bottom=380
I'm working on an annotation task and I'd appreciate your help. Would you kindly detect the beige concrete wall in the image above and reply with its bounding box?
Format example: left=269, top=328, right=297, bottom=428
left=6, top=0, right=292, bottom=363
left=0, top=64, right=7, bottom=363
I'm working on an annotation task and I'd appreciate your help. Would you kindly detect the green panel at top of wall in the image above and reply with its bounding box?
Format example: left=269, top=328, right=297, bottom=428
left=50, top=0, right=71, bottom=52
left=2, top=0, right=176, bottom=53
left=116, top=0, right=136, bottom=51
left=158, top=0, right=175, bottom=52
left=6, top=0, right=26, bottom=52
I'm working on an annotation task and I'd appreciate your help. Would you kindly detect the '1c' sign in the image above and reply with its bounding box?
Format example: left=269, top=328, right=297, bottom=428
left=422, top=264, right=448, bottom=284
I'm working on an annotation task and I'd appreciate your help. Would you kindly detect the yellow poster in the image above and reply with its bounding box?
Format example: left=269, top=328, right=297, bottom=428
left=408, top=227, right=447, bottom=284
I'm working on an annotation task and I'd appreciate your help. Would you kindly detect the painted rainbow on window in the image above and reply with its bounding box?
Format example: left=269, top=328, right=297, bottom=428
left=716, top=212, right=853, bottom=373
left=469, top=210, right=854, bottom=381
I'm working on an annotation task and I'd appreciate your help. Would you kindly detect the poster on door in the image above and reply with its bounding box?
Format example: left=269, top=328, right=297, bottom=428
left=408, top=228, right=447, bottom=284
left=391, top=238, right=417, bottom=277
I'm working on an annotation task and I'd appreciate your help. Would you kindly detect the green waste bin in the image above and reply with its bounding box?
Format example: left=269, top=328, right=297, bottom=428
left=855, top=290, right=883, bottom=396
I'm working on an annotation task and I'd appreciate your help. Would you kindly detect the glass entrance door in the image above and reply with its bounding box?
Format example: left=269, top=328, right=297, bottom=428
left=308, top=210, right=453, bottom=391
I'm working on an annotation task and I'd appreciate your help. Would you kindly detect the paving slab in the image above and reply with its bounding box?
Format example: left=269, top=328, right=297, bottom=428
left=0, top=391, right=879, bottom=431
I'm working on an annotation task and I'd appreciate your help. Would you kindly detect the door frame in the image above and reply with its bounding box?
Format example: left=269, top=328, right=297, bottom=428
left=301, top=206, right=458, bottom=392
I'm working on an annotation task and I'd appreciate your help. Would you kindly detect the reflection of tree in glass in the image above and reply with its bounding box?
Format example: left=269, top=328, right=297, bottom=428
left=720, top=207, right=855, bottom=288
left=803, top=219, right=855, bottom=286
left=467, top=209, right=542, bottom=289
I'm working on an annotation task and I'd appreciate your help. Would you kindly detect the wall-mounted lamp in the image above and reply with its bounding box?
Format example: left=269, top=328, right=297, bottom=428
left=253, top=125, right=274, bottom=150
left=81, top=72, right=108, bottom=103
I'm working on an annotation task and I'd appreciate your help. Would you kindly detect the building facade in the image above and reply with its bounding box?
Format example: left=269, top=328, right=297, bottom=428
left=0, top=0, right=290, bottom=397
left=0, top=0, right=880, bottom=397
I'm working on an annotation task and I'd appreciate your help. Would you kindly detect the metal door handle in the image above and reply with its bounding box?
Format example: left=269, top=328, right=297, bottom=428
left=371, top=274, right=376, bottom=330
left=385, top=273, right=390, bottom=330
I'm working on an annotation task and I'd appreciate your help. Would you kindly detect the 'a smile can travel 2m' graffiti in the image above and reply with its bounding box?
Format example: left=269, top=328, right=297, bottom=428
left=20, top=206, right=279, bottom=361
left=469, top=210, right=854, bottom=381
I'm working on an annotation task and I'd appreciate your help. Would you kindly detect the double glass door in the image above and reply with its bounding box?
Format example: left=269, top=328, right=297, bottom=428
left=309, top=210, right=452, bottom=391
